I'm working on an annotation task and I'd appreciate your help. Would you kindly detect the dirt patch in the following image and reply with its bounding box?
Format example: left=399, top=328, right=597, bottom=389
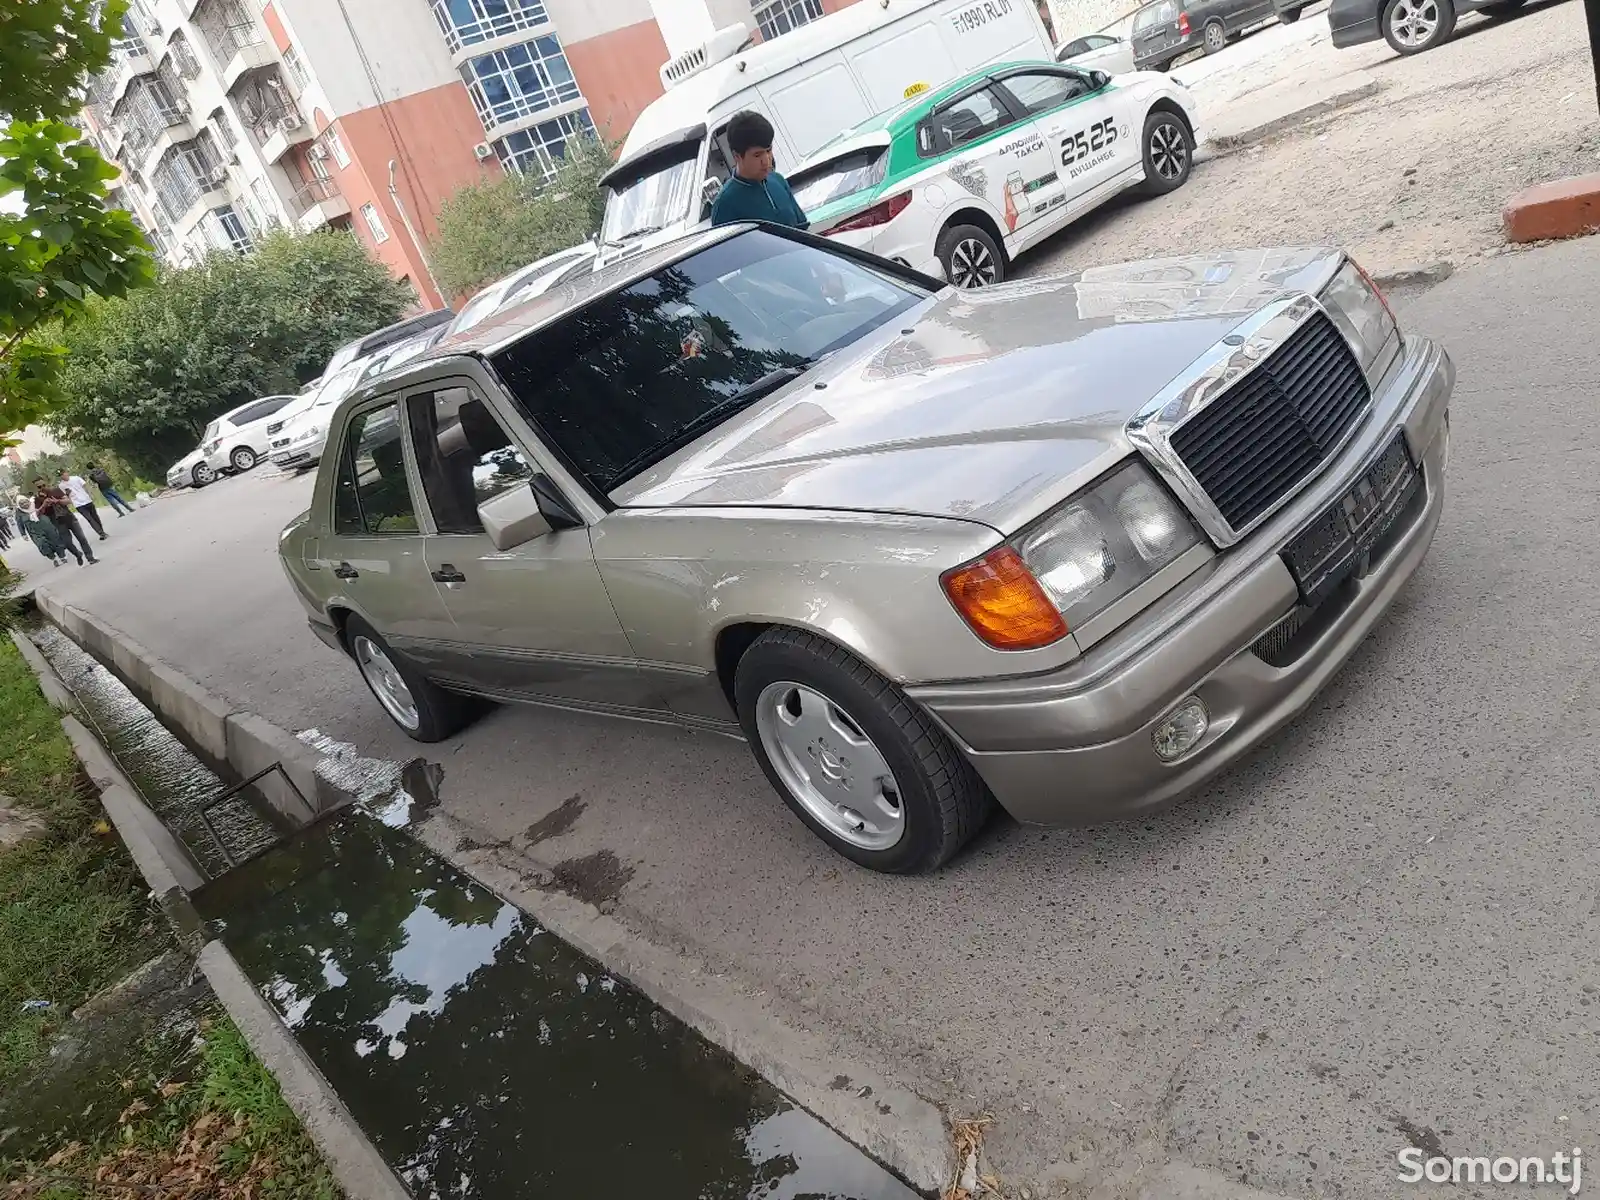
left=540, top=849, right=634, bottom=908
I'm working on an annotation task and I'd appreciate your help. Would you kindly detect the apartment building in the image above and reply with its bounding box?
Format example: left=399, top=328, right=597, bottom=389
left=85, top=0, right=907, bottom=310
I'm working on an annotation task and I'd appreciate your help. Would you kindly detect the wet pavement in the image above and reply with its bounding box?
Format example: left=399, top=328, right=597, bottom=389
left=196, top=813, right=918, bottom=1200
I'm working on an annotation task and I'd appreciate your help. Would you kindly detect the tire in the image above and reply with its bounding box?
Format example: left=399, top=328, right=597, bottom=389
left=344, top=614, right=477, bottom=743
left=191, top=462, right=214, bottom=487
left=1381, top=0, right=1454, bottom=53
left=1277, top=5, right=1302, bottom=21
left=734, top=627, right=993, bottom=874
left=230, top=446, right=257, bottom=472
left=1139, top=108, right=1194, bottom=196
left=1202, top=19, right=1227, bottom=52
left=936, top=223, right=1005, bottom=290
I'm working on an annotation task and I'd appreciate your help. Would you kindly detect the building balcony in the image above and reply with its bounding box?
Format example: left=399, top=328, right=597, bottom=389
left=257, top=112, right=314, bottom=163
left=478, top=93, right=587, bottom=143
left=174, top=176, right=232, bottom=237
left=107, top=42, right=156, bottom=107
left=216, top=39, right=275, bottom=92
left=289, top=179, right=351, bottom=231
left=431, top=0, right=553, bottom=59
left=138, top=118, right=197, bottom=179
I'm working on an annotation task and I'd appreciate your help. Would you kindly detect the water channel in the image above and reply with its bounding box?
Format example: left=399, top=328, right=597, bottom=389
left=29, top=624, right=923, bottom=1200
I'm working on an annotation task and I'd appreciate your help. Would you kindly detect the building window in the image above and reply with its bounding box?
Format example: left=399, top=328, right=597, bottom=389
left=207, top=204, right=253, bottom=253
left=360, top=202, right=389, bottom=244
left=430, top=0, right=549, bottom=55
left=151, top=137, right=223, bottom=223
left=250, top=175, right=278, bottom=225
left=306, top=144, right=332, bottom=181
left=168, top=32, right=201, bottom=80
left=493, top=108, right=594, bottom=180
left=752, top=0, right=824, bottom=39
left=458, top=35, right=580, bottom=131
left=210, top=108, right=237, bottom=149
left=322, top=128, right=350, bottom=169
left=281, top=45, right=309, bottom=90
left=193, top=0, right=265, bottom=64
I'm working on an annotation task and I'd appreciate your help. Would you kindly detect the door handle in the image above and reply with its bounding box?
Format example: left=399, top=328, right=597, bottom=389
left=333, top=561, right=359, bottom=580
left=431, top=565, right=467, bottom=584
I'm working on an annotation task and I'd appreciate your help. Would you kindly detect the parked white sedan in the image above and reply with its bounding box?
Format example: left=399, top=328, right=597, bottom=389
left=165, top=394, right=297, bottom=488
left=1056, top=33, right=1137, bottom=74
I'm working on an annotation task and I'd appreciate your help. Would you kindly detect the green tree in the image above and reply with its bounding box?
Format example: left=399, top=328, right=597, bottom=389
left=48, top=228, right=412, bottom=477
left=1, top=0, right=158, bottom=433
left=431, top=136, right=614, bottom=296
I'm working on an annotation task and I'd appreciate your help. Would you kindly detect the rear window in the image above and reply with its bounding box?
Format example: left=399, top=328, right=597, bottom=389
left=1133, top=0, right=1177, bottom=29
left=789, top=148, right=889, bottom=211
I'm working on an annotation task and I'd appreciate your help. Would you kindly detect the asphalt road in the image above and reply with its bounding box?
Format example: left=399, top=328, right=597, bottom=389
left=31, top=236, right=1600, bottom=1197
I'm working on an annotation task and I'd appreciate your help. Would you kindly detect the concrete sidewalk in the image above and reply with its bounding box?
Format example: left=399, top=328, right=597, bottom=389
left=33, top=235, right=1600, bottom=1198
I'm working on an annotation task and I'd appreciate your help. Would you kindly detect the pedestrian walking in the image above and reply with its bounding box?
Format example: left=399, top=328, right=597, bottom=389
left=59, top=469, right=107, bottom=538
left=17, top=494, right=72, bottom=567
left=86, top=463, right=134, bottom=517
left=34, top=480, right=95, bottom=565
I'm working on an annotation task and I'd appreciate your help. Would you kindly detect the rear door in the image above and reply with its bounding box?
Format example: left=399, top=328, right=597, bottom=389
left=314, top=398, right=457, bottom=657
left=403, top=379, right=650, bottom=712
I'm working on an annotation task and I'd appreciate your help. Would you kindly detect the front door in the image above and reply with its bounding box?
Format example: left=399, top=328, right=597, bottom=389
left=1000, top=68, right=1135, bottom=216
left=317, top=398, right=457, bottom=656
left=925, top=83, right=1058, bottom=260
left=403, top=381, right=651, bottom=713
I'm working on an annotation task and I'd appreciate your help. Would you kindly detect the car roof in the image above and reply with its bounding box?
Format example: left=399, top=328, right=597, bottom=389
left=422, top=223, right=740, bottom=362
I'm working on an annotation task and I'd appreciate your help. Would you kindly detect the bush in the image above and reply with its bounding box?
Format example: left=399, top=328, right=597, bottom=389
left=432, top=136, right=614, bottom=296
left=45, top=229, right=412, bottom=479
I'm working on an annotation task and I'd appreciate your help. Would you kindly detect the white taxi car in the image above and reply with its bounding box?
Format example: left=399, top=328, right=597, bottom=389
left=793, top=61, right=1200, bottom=287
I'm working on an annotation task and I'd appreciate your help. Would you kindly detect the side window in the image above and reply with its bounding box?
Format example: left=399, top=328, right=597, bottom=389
left=1002, top=71, right=1091, bottom=118
left=1057, top=38, right=1090, bottom=59
left=927, top=88, right=1013, bottom=154
left=332, top=403, right=418, bottom=535
left=407, top=387, right=533, bottom=535
left=1088, top=34, right=1118, bottom=48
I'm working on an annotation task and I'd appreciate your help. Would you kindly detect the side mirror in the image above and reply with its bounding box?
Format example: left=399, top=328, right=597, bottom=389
left=1090, top=70, right=1111, bottom=88
left=478, top=485, right=550, bottom=551
left=701, top=176, right=723, bottom=205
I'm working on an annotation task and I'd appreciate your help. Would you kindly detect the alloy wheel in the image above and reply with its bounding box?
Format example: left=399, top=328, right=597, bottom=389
left=1204, top=22, right=1225, bottom=50
left=753, top=680, right=905, bottom=850
left=948, top=237, right=997, bottom=289
left=192, top=462, right=214, bottom=485
left=1150, top=121, right=1189, bottom=181
left=231, top=447, right=256, bottom=472
left=1388, top=0, right=1439, bottom=46
left=353, top=635, right=421, bottom=732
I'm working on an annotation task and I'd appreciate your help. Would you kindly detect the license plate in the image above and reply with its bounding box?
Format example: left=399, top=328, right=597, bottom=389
left=1281, top=436, right=1419, bottom=605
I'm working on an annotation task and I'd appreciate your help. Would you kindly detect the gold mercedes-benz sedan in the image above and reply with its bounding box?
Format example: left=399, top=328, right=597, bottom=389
left=280, top=223, right=1451, bottom=874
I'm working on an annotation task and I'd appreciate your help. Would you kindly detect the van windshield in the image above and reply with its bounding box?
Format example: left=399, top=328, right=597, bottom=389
left=601, top=147, right=701, bottom=247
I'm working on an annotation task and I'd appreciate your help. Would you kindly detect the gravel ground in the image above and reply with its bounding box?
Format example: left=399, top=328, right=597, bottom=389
left=1022, top=0, right=1598, bottom=281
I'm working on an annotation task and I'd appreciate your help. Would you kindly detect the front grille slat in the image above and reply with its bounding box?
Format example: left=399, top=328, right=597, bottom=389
left=1168, top=311, right=1370, bottom=531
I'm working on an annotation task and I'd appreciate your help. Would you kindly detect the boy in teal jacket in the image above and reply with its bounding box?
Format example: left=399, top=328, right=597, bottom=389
left=710, top=111, right=809, bottom=230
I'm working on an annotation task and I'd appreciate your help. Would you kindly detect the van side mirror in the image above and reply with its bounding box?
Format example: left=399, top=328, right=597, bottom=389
left=702, top=176, right=723, bottom=205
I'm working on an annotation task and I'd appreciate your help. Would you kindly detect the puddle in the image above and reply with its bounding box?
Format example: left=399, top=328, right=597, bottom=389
left=31, top=624, right=279, bottom=873
left=196, top=814, right=918, bottom=1200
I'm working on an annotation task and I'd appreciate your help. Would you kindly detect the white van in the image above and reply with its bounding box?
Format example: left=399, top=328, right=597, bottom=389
left=596, top=0, right=1055, bottom=267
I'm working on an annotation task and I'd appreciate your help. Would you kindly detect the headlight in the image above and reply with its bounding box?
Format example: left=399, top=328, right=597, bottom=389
left=942, top=463, right=1202, bottom=649
left=1319, top=258, right=1399, bottom=383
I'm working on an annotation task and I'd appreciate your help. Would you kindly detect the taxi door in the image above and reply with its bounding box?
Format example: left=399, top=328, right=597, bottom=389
left=995, top=68, right=1135, bottom=227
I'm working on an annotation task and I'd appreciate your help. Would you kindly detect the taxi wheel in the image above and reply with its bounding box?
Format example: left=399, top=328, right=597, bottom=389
left=734, top=627, right=993, bottom=874
left=343, top=614, right=479, bottom=743
left=1140, top=109, right=1193, bottom=196
left=937, top=224, right=1005, bottom=290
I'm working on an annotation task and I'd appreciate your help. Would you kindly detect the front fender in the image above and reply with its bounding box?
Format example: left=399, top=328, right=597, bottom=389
left=592, top=507, right=1085, bottom=687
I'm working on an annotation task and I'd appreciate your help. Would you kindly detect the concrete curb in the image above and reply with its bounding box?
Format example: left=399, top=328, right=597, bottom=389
left=1503, top=173, right=1600, bottom=243
left=11, top=628, right=78, bottom=712
left=1207, top=77, right=1379, bottom=151
left=16, top=634, right=408, bottom=1200
left=35, top=589, right=956, bottom=1195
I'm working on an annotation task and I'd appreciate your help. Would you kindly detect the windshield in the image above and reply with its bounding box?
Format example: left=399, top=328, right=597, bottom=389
left=600, top=148, right=701, bottom=246
left=790, top=148, right=889, bottom=211
left=492, top=229, right=926, bottom=495
left=201, top=421, right=220, bottom=443
left=311, top=363, right=364, bottom=410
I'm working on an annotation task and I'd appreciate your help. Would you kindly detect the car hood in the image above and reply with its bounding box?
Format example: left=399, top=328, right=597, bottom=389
left=614, top=247, right=1346, bottom=532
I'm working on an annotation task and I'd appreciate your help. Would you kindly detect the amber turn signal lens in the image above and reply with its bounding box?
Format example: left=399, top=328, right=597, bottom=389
left=941, top=546, right=1069, bottom=650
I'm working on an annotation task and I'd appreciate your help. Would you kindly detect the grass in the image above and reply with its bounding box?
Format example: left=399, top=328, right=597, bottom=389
left=0, top=637, right=150, bottom=1089
left=2, top=1010, right=343, bottom=1199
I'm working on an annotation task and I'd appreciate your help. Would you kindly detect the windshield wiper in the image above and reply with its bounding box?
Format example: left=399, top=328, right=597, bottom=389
left=606, top=366, right=811, bottom=487
left=603, top=224, right=664, bottom=249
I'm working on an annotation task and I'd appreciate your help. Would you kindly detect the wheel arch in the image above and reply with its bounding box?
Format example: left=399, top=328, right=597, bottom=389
left=715, top=620, right=897, bottom=710
left=1146, top=96, right=1195, bottom=141
left=938, top=206, right=1011, bottom=264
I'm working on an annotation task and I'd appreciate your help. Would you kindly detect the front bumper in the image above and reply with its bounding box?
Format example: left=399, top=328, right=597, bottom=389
left=907, top=334, right=1452, bottom=825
